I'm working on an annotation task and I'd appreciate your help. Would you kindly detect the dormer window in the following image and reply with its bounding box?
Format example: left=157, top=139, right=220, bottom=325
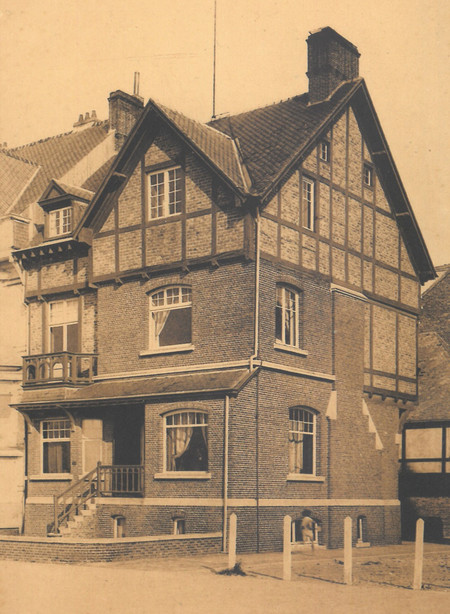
left=49, top=206, right=73, bottom=236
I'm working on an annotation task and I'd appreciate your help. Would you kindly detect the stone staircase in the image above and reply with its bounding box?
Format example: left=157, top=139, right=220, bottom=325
left=58, top=500, right=98, bottom=538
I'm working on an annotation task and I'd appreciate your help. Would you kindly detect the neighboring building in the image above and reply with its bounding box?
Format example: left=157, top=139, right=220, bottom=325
left=0, top=91, right=141, bottom=532
left=13, top=28, right=435, bottom=551
left=400, top=264, right=450, bottom=541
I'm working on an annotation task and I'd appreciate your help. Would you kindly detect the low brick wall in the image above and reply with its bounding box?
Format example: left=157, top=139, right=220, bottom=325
left=0, top=532, right=222, bottom=563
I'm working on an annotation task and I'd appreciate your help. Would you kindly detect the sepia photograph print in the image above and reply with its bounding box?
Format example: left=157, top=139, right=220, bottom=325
left=0, top=1, right=448, bottom=612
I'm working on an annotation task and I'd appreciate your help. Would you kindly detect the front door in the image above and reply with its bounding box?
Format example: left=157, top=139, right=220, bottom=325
left=82, top=418, right=103, bottom=473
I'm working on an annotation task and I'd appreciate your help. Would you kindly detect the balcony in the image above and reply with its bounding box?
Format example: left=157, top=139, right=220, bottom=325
left=23, top=352, right=97, bottom=386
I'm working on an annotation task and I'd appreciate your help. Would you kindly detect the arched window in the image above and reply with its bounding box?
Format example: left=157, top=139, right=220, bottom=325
left=165, top=411, right=208, bottom=473
left=276, top=285, right=302, bottom=348
left=288, top=407, right=316, bottom=475
left=149, top=286, right=192, bottom=350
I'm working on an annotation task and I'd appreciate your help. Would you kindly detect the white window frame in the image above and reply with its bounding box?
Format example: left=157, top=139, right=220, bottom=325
left=41, top=418, right=71, bottom=475
left=301, top=176, right=315, bottom=230
left=147, top=286, right=193, bottom=353
left=363, top=163, right=374, bottom=187
left=162, top=410, right=208, bottom=476
left=319, top=140, right=330, bottom=162
left=288, top=407, right=316, bottom=476
left=48, top=298, right=79, bottom=353
left=275, top=285, right=301, bottom=348
left=147, top=166, right=182, bottom=220
left=49, top=206, right=73, bottom=237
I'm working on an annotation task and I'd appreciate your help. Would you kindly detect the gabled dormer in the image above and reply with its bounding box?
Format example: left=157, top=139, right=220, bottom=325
left=39, top=180, right=94, bottom=241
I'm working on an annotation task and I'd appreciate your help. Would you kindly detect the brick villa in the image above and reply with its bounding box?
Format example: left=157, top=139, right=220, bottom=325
left=12, top=27, right=435, bottom=552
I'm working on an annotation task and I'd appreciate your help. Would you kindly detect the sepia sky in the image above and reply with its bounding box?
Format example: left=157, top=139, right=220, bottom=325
left=0, top=0, right=448, bottom=266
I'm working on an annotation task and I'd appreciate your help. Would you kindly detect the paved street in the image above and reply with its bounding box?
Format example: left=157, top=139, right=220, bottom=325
left=0, top=545, right=448, bottom=614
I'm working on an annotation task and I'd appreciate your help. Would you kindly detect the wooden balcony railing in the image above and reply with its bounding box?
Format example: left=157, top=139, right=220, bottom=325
left=48, top=463, right=144, bottom=534
left=23, top=352, right=97, bottom=386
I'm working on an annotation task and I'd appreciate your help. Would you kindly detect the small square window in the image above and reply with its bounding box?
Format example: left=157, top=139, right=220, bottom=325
left=363, top=164, right=374, bottom=187
left=319, top=141, right=330, bottom=162
left=49, top=207, right=73, bottom=237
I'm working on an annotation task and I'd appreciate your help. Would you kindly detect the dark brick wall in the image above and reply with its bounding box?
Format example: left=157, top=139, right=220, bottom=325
left=0, top=534, right=222, bottom=563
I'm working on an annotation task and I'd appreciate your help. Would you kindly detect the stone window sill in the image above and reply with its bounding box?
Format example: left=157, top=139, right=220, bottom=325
left=274, top=343, right=308, bottom=357
left=29, top=474, right=73, bottom=481
left=154, top=472, right=211, bottom=480
left=286, top=474, right=325, bottom=482
left=139, top=344, right=194, bottom=357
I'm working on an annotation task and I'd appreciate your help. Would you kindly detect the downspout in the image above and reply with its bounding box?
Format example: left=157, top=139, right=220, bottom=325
left=249, top=206, right=261, bottom=370
left=249, top=204, right=261, bottom=551
left=222, top=394, right=230, bottom=551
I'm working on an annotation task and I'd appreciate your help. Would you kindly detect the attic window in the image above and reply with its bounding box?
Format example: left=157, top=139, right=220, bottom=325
left=49, top=206, right=73, bottom=236
left=319, top=141, right=330, bottom=162
left=363, top=164, right=374, bottom=188
left=147, top=167, right=182, bottom=219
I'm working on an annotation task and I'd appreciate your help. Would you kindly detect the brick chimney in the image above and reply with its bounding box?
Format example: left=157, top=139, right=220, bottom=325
left=306, top=27, right=360, bottom=104
left=108, top=90, right=144, bottom=150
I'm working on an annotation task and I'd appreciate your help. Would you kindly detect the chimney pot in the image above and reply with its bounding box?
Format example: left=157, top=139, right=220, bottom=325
left=85, top=112, right=90, bottom=121
left=307, top=27, right=360, bottom=104
left=91, top=110, right=97, bottom=119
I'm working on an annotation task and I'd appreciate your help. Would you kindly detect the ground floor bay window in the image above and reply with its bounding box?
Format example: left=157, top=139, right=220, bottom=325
left=165, top=411, right=208, bottom=472
left=42, top=418, right=71, bottom=474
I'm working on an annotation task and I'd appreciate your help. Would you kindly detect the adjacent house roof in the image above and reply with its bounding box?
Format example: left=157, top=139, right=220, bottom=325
left=407, top=331, right=450, bottom=423
left=0, top=151, right=38, bottom=215
left=77, top=78, right=434, bottom=282
left=5, top=122, right=110, bottom=215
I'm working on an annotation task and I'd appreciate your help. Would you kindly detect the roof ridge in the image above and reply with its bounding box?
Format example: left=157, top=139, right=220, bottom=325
left=208, top=93, right=309, bottom=125
left=0, top=149, right=41, bottom=167
left=154, top=99, right=233, bottom=141
left=7, top=120, right=108, bottom=152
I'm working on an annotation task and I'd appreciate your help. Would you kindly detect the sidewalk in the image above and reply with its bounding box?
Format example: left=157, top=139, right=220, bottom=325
left=1, top=543, right=448, bottom=614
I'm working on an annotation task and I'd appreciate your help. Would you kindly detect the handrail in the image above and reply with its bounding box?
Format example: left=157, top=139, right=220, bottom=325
left=50, top=464, right=99, bottom=534
left=49, top=464, right=144, bottom=534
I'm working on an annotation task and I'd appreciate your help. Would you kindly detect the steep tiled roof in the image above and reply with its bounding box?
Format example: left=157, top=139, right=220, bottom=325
left=154, top=102, right=247, bottom=191
left=208, top=81, right=358, bottom=195
left=407, top=331, right=450, bottom=422
left=81, top=156, right=115, bottom=193
left=0, top=151, right=38, bottom=215
left=6, top=122, right=109, bottom=214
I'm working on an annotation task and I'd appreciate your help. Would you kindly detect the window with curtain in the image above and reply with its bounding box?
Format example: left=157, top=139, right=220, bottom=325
left=165, top=411, right=208, bottom=472
left=149, top=286, right=192, bottom=349
left=275, top=285, right=301, bottom=348
left=288, top=407, right=315, bottom=475
left=49, top=299, right=79, bottom=353
left=42, top=419, right=71, bottom=474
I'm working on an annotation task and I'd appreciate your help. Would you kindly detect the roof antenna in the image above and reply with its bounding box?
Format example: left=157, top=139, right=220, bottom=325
left=211, top=0, right=217, bottom=119
left=133, top=72, right=140, bottom=97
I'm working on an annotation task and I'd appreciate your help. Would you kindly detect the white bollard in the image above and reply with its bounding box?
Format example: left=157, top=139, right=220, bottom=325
left=228, top=513, right=237, bottom=569
left=413, top=518, right=424, bottom=590
left=283, top=515, right=292, bottom=581
left=344, top=516, right=352, bottom=585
